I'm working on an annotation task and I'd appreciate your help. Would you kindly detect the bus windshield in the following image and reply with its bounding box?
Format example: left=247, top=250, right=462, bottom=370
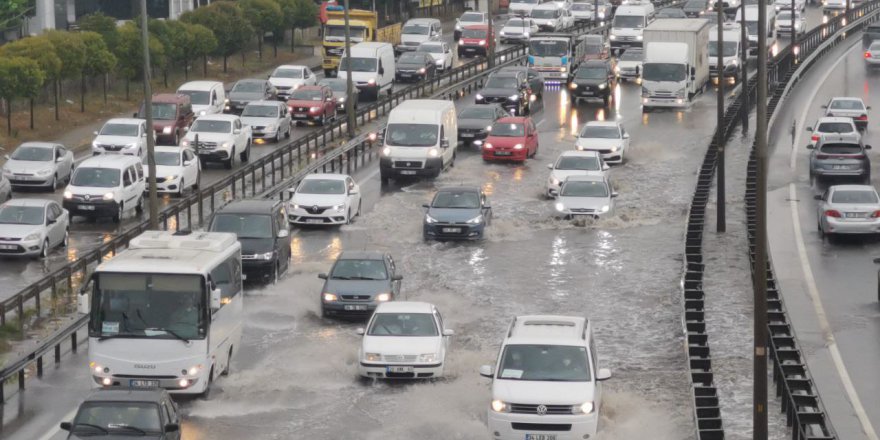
left=90, top=273, right=207, bottom=341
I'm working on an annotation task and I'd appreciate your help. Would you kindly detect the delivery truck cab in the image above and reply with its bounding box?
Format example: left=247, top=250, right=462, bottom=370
left=338, top=42, right=395, bottom=100
left=610, top=5, right=655, bottom=54
left=379, top=100, right=458, bottom=184
left=736, top=5, right=777, bottom=58
left=640, top=19, right=710, bottom=109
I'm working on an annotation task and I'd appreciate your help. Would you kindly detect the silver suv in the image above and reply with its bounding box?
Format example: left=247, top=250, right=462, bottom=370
left=808, top=137, right=872, bottom=183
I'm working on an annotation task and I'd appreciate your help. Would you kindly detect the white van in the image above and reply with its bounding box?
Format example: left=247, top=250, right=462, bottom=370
left=398, top=18, right=443, bottom=53
left=610, top=5, right=655, bottom=54
left=379, top=100, right=457, bottom=184
left=338, top=42, right=395, bottom=100
left=62, top=155, right=145, bottom=223
left=736, top=5, right=777, bottom=57
left=177, top=81, right=226, bottom=116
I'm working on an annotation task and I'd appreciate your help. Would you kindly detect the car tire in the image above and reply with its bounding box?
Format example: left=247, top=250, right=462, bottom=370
left=225, top=148, right=235, bottom=170
left=49, top=174, right=58, bottom=191
left=62, top=229, right=69, bottom=248
left=603, top=95, right=610, bottom=107
left=194, top=171, right=201, bottom=189
left=177, top=179, right=185, bottom=197
left=66, top=166, right=73, bottom=184
left=200, top=368, right=214, bottom=400
left=285, top=124, right=291, bottom=139
left=380, top=173, right=390, bottom=186
left=272, top=262, right=280, bottom=285
left=113, top=203, right=123, bottom=223
left=275, top=130, right=282, bottom=143
left=135, top=196, right=144, bottom=214
left=173, top=131, right=180, bottom=146
left=240, top=142, right=250, bottom=162
left=346, top=208, right=352, bottom=225
left=356, top=200, right=362, bottom=216
left=34, top=239, right=48, bottom=260
left=318, top=114, right=325, bottom=126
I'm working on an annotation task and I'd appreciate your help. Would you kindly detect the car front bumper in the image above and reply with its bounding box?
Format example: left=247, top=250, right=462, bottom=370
left=5, top=173, right=54, bottom=187
left=380, top=157, right=444, bottom=178
left=358, top=361, right=444, bottom=379
left=150, top=176, right=183, bottom=193
left=62, top=199, right=120, bottom=217
left=288, top=209, right=348, bottom=225
left=195, top=148, right=233, bottom=161
left=424, top=222, right=485, bottom=240
left=241, top=257, right=276, bottom=280
left=482, top=148, right=529, bottom=161
left=322, top=300, right=380, bottom=318
left=487, top=411, right=598, bottom=440
left=0, top=238, right=44, bottom=257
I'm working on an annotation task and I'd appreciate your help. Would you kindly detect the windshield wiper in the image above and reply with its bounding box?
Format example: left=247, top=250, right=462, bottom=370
left=144, top=327, right=191, bottom=344
left=110, top=425, right=147, bottom=435
left=347, top=276, right=383, bottom=280
left=72, top=423, right=110, bottom=435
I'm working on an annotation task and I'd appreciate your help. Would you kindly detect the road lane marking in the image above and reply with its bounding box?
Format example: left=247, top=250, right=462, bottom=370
left=37, top=407, right=78, bottom=440
left=787, top=40, right=878, bottom=440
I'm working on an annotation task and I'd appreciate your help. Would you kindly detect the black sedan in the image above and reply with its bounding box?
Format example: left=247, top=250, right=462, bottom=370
left=499, top=65, right=545, bottom=99
left=457, top=104, right=509, bottom=146
left=423, top=186, right=492, bottom=241
left=61, top=388, right=181, bottom=439
left=395, top=52, right=437, bottom=82
left=475, top=70, right=531, bottom=116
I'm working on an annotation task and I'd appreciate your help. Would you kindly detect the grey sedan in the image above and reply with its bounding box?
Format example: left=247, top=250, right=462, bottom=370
left=807, top=139, right=872, bottom=182
left=2, top=142, right=75, bottom=190
left=0, top=198, right=69, bottom=259
left=816, top=185, right=880, bottom=236
left=318, top=251, right=403, bottom=319
left=423, top=187, right=492, bottom=241
left=319, top=78, right=359, bottom=113
left=457, top=104, right=509, bottom=146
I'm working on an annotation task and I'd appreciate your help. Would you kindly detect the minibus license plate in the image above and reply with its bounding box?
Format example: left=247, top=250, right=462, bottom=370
left=79, top=205, right=96, bottom=211
left=294, top=113, right=307, bottom=118
left=345, top=305, right=367, bottom=311
left=400, top=170, right=417, bottom=175
left=525, top=435, right=556, bottom=440
left=130, top=380, right=159, bottom=388
left=387, top=366, right=413, bottom=373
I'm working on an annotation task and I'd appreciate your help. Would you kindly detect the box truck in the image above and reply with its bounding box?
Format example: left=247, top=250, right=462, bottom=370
left=640, top=19, right=711, bottom=109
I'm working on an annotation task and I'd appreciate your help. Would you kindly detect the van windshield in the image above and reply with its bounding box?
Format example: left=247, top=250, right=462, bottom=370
left=140, top=103, right=176, bottom=120
left=339, top=57, right=377, bottom=72
left=531, top=9, right=560, bottom=19
left=403, top=24, right=431, bottom=35
left=613, top=15, right=644, bottom=28
left=72, top=167, right=121, bottom=188
left=385, top=123, right=439, bottom=147
left=708, top=41, right=738, bottom=57
left=497, top=344, right=591, bottom=381
left=178, top=90, right=209, bottom=105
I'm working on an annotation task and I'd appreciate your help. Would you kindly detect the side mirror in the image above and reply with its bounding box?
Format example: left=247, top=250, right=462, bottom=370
left=183, top=160, right=192, bottom=166
left=596, top=368, right=612, bottom=381
left=356, top=327, right=365, bottom=335
left=164, top=423, right=180, bottom=433
left=805, top=126, right=813, bottom=132
left=318, top=273, right=328, bottom=279
left=441, top=138, right=450, bottom=149
left=392, top=274, right=404, bottom=281
left=56, top=156, right=64, bottom=163
left=132, top=112, right=138, bottom=118
left=278, top=229, right=290, bottom=238
left=479, top=365, right=495, bottom=378
left=873, top=257, right=880, bottom=264
left=821, top=105, right=828, bottom=109
left=183, top=126, right=190, bottom=132
left=379, top=67, right=385, bottom=75
left=806, top=144, right=815, bottom=149
left=813, top=194, right=823, bottom=200
left=547, top=163, right=554, bottom=169
left=866, top=145, right=873, bottom=150
left=141, top=132, right=147, bottom=137
left=349, top=188, right=359, bottom=195
left=422, top=203, right=430, bottom=208
left=77, top=285, right=91, bottom=315
left=483, top=204, right=492, bottom=210
left=60, top=422, right=72, bottom=431
left=93, top=130, right=99, bottom=136
left=691, top=74, right=696, bottom=81
left=210, top=287, right=222, bottom=310
left=233, top=129, right=242, bottom=135
left=442, top=328, right=455, bottom=336
left=623, top=133, right=630, bottom=139
left=868, top=106, right=872, bottom=110
left=603, top=164, right=610, bottom=171
left=47, top=217, right=56, bottom=225
left=611, top=192, right=619, bottom=198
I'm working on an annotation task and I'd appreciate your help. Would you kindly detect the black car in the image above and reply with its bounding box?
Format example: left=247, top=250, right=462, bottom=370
left=457, top=104, right=509, bottom=145
left=225, top=79, right=278, bottom=113
left=318, top=251, right=403, bottom=318
left=499, top=65, right=545, bottom=99
left=319, top=78, right=359, bottom=113
left=682, top=0, right=710, bottom=17
left=396, top=51, right=437, bottom=82
left=423, top=186, right=493, bottom=241
left=475, top=70, right=531, bottom=116
left=657, top=7, right=688, bottom=18
left=61, top=388, right=180, bottom=440
left=569, top=60, right=616, bottom=107
left=208, top=199, right=291, bottom=284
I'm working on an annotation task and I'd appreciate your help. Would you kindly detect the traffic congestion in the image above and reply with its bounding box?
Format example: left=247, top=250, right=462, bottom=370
left=0, top=0, right=866, bottom=438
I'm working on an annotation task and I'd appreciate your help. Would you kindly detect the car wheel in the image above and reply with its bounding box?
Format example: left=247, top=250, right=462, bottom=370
left=272, top=262, right=280, bottom=285
left=49, top=174, right=58, bottom=191
left=62, top=229, right=69, bottom=248
left=135, top=196, right=144, bottom=214
left=173, top=131, right=180, bottom=146
left=177, top=179, right=185, bottom=197
left=275, top=130, right=281, bottom=143
left=200, top=367, right=214, bottom=400
left=603, top=95, right=610, bottom=107
left=318, top=114, right=325, bottom=126
left=356, top=200, right=362, bottom=216
left=66, top=166, right=73, bottom=183
left=35, top=239, right=48, bottom=260
left=193, top=171, right=201, bottom=189
left=225, top=148, right=235, bottom=170
left=285, top=124, right=291, bottom=139
left=346, top=208, right=352, bottom=225
left=240, top=142, right=250, bottom=162
left=113, top=203, right=123, bottom=223
left=380, top=173, right=390, bottom=186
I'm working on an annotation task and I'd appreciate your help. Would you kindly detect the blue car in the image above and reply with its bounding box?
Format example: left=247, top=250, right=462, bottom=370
left=423, top=187, right=493, bottom=241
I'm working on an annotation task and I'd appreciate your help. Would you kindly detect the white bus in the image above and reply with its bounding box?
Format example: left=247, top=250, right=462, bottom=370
left=78, top=230, right=244, bottom=395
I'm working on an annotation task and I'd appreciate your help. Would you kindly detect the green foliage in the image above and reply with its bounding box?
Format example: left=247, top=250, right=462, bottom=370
left=78, top=12, right=120, bottom=52
left=114, top=22, right=165, bottom=80
left=180, top=1, right=253, bottom=58
left=162, top=20, right=192, bottom=68
left=0, top=56, right=46, bottom=101
left=185, top=23, right=218, bottom=61
left=0, top=34, right=62, bottom=81
left=46, top=30, right=87, bottom=80
left=0, top=0, right=34, bottom=33
left=240, top=0, right=284, bottom=35
left=280, top=0, right=318, bottom=30
left=80, top=31, right=117, bottom=77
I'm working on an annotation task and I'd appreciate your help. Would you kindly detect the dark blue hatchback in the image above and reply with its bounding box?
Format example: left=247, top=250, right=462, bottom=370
left=422, top=187, right=493, bottom=241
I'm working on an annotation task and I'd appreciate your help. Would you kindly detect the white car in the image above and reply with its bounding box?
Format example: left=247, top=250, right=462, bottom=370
left=615, top=47, right=643, bottom=80
left=240, top=100, right=292, bottom=142
left=481, top=315, right=611, bottom=440
left=575, top=121, right=630, bottom=164
left=286, top=173, right=361, bottom=225
left=509, top=0, right=542, bottom=16
left=455, top=11, right=488, bottom=40
left=2, top=142, right=75, bottom=191
left=417, top=41, right=454, bottom=71
left=823, top=97, right=870, bottom=131
left=500, top=18, right=539, bottom=44
left=570, top=2, right=595, bottom=23
left=865, top=41, right=880, bottom=68
left=816, top=185, right=880, bottom=236
left=269, top=65, right=318, bottom=100
left=531, top=3, right=574, bottom=31
left=144, top=147, right=200, bottom=196
left=775, top=9, right=805, bottom=34
left=774, top=0, right=805, bottom=11
left=0, top=199, right=69, bottom=259
left=546, top=151, right=609, bottom=198
left=823, top=0, right=846, bottom=11
left=92, top=118, right=149, bottom=158
left=181, top=114, right=252, bottom=169
left=357, top=301, right=453, bottom=379
left=554, top=175, right=616, bottom=219
left=806, top=117, right=861, bottom=145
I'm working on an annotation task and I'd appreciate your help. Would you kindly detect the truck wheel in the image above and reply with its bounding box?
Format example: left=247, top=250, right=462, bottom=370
left=380, top=172, right=390, bottom=186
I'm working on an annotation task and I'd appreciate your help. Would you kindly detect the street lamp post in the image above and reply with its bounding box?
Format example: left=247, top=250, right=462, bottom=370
left=140, top=0, right=158, bottom=229
left=754, top=0, right=769, bottom=437
left=741, top=0, right=749, bottom=131
left=343, top=0, right=357, bottom=138
left=716, top=0, right=726, bottom=233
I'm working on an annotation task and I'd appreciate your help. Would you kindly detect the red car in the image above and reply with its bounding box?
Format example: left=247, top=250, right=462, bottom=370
left=482, top=116, right=539, bottom=163
left=458, top=24, right=494, bottom=58
left=287, top=85, right=337, bottom=126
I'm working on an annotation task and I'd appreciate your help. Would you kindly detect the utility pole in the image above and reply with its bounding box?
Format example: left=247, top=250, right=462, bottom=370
left=740, top=0, right=749, bottom=131
left=342, top=0, right=356, bottom=138
left=140, top=0, right=158, bottom=229
left=595, top=0, right=600, bottom=25
left=487, top=0, right=495, bottom=68
left=716, top=1, right=725, bottom=233
left=754, top=0, right=769, bottom=437
left=790, top=0, right=796, bottom=43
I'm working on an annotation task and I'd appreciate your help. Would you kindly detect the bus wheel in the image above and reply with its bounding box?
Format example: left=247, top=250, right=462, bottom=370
left=200, top=367, right=214, bottom=399
left=223, top=347, right=233, bottom=376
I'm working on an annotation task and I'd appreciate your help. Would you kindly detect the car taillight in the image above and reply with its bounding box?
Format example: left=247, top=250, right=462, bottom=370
left=811, top=134, right=819, bottom=142
left=866, top=51, right=872, bottom=58
left=824, top=209, right=842, bottom=218
left=871, top=210, right=880, bottom=218
left=857, top=114, right=868, bottom=120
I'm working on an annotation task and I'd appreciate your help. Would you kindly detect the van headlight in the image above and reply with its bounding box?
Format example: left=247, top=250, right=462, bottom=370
left=573, top=401, right=595, bottom=414
left=509, top=94, right=520, bottom=101
left=609, top=34, right=617, bottom=40
left=555, top=202, right=565, bottom=212
left=199, top=110, right=207, bottom=116
left=64, top=191, right=73, bottom=199
left=636, top=35, right=643, bottom=41
left=162, top=126, right=172, bottom=134
left=103, top=193, right=114, bottom=200
left=475, top=93, right=484, bottom=101
left=491, top=400, right=510, bottom=413
left=428, top=147, right=439, bottom=157
left=598, top=83, right=607, bottom=89
left=322, top=293, right=338, bottom=302
left=255, top=251, right=274, bottom=260
left=382, top=147, right=392, bottom=156
left=367, top=78, right=376, bottom=85
left=375, top=293, right=391, bottom=302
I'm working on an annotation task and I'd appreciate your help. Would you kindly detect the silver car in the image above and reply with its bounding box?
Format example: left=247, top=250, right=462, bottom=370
left=0, top=198, right=69, bottom=259
left=0, top=174, right=10, bottom=202
left=2, top=142, right=75, bottom=190
left=554, top=175, right=617, bottom=219
left=823, top=97, right=870, bottom=131
left=816, top=185, right=880, bottom=236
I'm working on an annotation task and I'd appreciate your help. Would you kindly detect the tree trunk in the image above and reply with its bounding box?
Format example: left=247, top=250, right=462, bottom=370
left=291, top=27, right=296, bottom=52
left=184, top=59, right=189, bottom=81
left=163, top=68, right=168, bottom=88
left=223, top=55, right=228, bottom=73
left=103, top=73, right=108, bottom=104
left=81, top=73, right=86, bottom=113
left=29, top=98, right=35, bottom=130
left=257, top=30, right=263, bottom=61
left=203, top=55, right=208, bottom=77
left=241, top=49, right=246, bottom=67
left=5, top=98, right=11, bottom=135
left=125, top=78, right=130, bottom=101
left=273, top=35, right=278, bottom=58
left=54, top=80, right=59, bottom=121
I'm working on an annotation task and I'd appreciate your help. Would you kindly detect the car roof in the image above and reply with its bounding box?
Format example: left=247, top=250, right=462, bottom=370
left=216, top=199, right=279, bottom=214
left=406, top=18, right=440, bottom=25
left=533, top=3, right=562, bottom=9
left=584, top=120, right=619, bottom=127
left=196, top=114, right=240, bottom=122
left=375, top=301, right=435, bottom=314
left=829, top=184, right=877, bottom=192
left=816, top=116, right=856, bottom=125
left=178, top=81, right=222, bottom=91
left=2, top=198, right=52, bottom=208
left=337, top=250, right=387, bottom=260
left=246, top=100, right=284, bottom=107
left=104, top=118, right=143, bottom=125
left=78, top=154, right=142, bottom=168
left=436, top=185, right=481, bottom=193
left=507, top=315, right=589, bottom=345
left=275, top=64, right=307, bottom=70
left=564, top=174, right=606, bottom=183
left=84, top=387, right=167, bottom=403
left=302, top=173, right=349, bottom=181
left=495, top=116, right=529, bottom=124
left=153, top=146, right=188, bottom=154
left=18, top=141, right=58, bottom=149
left=491, top=70, right=523, bottom=78
left=558, top=150, right=601, bottom=158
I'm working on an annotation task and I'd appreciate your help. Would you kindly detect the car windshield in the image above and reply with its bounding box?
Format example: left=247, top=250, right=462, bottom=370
left=419, top=44, right=444, bottom=53
left=368, top=313, right=438, bottom=336
left=273, top=68, right=304, bottom=78
left=232, top=81, right=263, bottom=93
left=642, top=63, right=687, bottom=81
left=151, top=151, right=180, bottom=166
left=72, top=402, right=162, bottom=434
left=338, top=57, right=377, bottom=72
left=190, top=120, right=231, bottom=133
left=242, top=105, right=279, bottom=117
left=709, top=41, right=738, bottom=57
left=531, top=9, right=560, bottom=18
left=576, top=66, right=606, bottom=80
left=460, top=107, right=497, bottom=119
left=330, top=259, right=388, bottom=280
left=320, top=79, right=347, bottom=92
left=571, top=3, right=592, bottom=10
left=870, top=42, right=880, bottom=52
left=746, top=21, right=759, bottom=35
left=580, top=125, right=619, bottom=138
left=72, top=167, right=120, bottom=188
left=462, top=28, right=487, bottom=38
left=385, top=123, right=439, bottom=147
left=561, top=180, right=609, bottom=197
left=178, top=90, right=209, bottom=105
left=619, top=49, right=643, bottom=61
left=432, top=191, right=481, bottom=208
left=831, top=190, right=879, bottom=204
left=143, top=103, right=176, bottom=120
left=506, top=19, right=529, bottom=27
left=403, top=24, right=430, bottom=35
left=491, top=122, right=525, bottom=137
left=529, top=39, right=568, bottom=57
left=817, top=122, right=855, bottom=133
left=91, top=273, right=206, bottom=340
left=0, top=205, right=43, bottom=225
left=512, top=0, right=540, bottom=3
left=613, top=15, right=644, bottom=28
left=461, top=12, right=483, bottom=22
left=556, top=156, right=601, bottom=170
left=297, top=179, right=346, bottom=194
left=100, top=123, right=139, bottom=137
left=830, top=99, right=865, bottom=110
left=399, top=52, right=428, bottom=62
left=210, top=214, right=273, bottom=239
left=11, top=146, right=53, bottom=161
left=290, top=89, right=323, bottom=101
left=497, top=344, right=591, bottom=381
left=485, top=76, right=519, bottom=89
left=819, top=143, right=863, bottom=154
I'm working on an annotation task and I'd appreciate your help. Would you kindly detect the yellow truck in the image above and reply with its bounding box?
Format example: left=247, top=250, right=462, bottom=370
left=322, top=8, right=402, bottom=77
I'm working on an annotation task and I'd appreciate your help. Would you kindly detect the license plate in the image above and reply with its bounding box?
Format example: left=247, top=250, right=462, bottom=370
left=345, top=305, right=368, bottom=311
left=306, top=218, right=324, bottom=224
left=294, top=113, right=307, bottom=118
left=460, top=133, right=474, bottom=138
left=401, top=73, right=412, bottom=77
left=581, top=91, right=595, bottom=96
left=387, top=366, right=414, bottom=373
left=130, top=380, right=159, bottom=388
left=465, top=48, right=476, bottom=52
left=400, top=170, right=417, bottom=175
left=845, top=212, right=868, bottom=218
left=0, top=244, right=16, bottom=250
left=525, top=435, right=556, bottom=440
left=442, top=227, right=461, bottom=233
left=79, top=205, right=96, bottom=211
left=495, top=151, right=513, bottom=156
left=832, top=165, right=852, bottom=169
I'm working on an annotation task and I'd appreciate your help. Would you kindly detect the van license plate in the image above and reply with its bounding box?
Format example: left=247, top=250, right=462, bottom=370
left=130, top=380, right=159, bottom=388
left=294, top=113, right=307, bottom=118
left=387, top=366, right=414, bottom=373
left=525, top=435, right=556, bottom=440
left=460, top=133, right=474, bottom=138
left=79, top=205, right=96, bottom=211
left=400, top=170, right=417, bottom=175
left=344, top=305, right=368, bottom=311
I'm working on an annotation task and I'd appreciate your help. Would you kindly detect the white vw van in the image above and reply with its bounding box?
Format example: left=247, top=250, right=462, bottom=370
left=379, top=100, right=457, bottom=184
left=338, top=42, right=396, bottom=101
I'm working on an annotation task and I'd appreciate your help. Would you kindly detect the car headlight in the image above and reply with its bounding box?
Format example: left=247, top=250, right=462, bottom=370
left=491, top=400, right=510, bottom=413
left=524, top=31, right=530, bottom=37
left=310, top=106, right=321, bottom=112
left=199, top=110, right=206, bottom=116
left=555, top=202, right=565, bottom=212
left=165, top=175, right=179, bottom=181
left=425, top=214, right=438, bottom=224
left=483, top=142, right=494, bottom=149
left=479, top=40, right=487, bottom=46
left=338, top=96, right=345, bottom=103
left=36, top=168, right=52, bottom=176
left=162, top=126, right=172, bottom=134
left=181, top=140, right=190, bottom=147
left=569, top=82, right=578, bottom=90
left=455, top=23, right=462, bottom=30
left=636, top=35, right=643, bottom=41
left=266, top=124, right=276, bottom=132
left=573, top=401, right=595, bottom=414
left=255, top=251, right=274, bottom=260
left=291, top=203, right=300, bottom=210
left=500, top=30, right=506, bottom=36
left=367, top=78, right=376, bottom=85
left=598, top=83, right=607, bottom=90
left=333, top=204, right=344, bottom=211
left=435, top=59, right=444, bottom=66
left=509, top=94, right=520, bottom=101
left=428, top=147, right=439, bottom=157
left=485, top=125, right=492, bottom=132
left=600, top=205, right=610, bottom=213
left=513, top=144, right=523, bottom=150
left=609, top=34, right=617, bottom=40
left=376, top=293, right=391, bottom=302
left=418, top=353, right=437, bottom=363
left=475, top=93, right=484, bottom=101
left=382, top=147, right=392, bottom=156
left=323, top=293, right=338, bottom=302
left=550, top=177, right=560, bottom=185
left=103, top=192, right=114, bottom=200
left=610, top=145, right=619, bottom=152
left=466, top=215, right=483, bottom=224
left=419, top=68, right=426, bottom=74
left=64, top=191, right=73, bottom=199
left=560, top=67, right=567, bottom=73
left=24, top=232, right=41, bottom=241
left=364, top=352, right=381, bottom=362
left=224, top=98, right=230, bottom=104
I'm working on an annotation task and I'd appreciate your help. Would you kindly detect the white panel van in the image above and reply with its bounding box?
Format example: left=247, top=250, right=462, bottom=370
left=338, top=42, right=396, bottom=100
left=379, top=100, right=457, bottom=184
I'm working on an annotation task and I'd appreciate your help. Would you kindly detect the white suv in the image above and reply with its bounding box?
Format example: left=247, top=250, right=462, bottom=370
left=92, top=118, right=149, bottom=158
left=480, top=315, right=611, bottom=440
left=181, top=114, right=252, bottom=169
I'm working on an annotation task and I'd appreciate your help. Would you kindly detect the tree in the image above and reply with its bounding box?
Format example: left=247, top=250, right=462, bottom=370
left=0, top=0, right=34, bottom=35
left=180, top=2, right=253, bottom=73
left=239, top=0, right=283, bottom=60
left=0, top=35, right=61, bottom=129
left=115, top=22, right=165, bottom=100
left=185, top=24, right=218, bottom=78
left=80, top=31, right=116, bottom=110
left=142, top=18, right=175, bottom=87
left=46, top=30, right=86, bottom=120
left=0, top=57, right=45, bottom=135
left=279, top=0, right=318, bottom=53
left=78, top=12, right=120, bottom=53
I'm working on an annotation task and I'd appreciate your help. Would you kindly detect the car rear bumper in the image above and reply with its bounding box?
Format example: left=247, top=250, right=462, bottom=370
left=824, top=217, right=880, bottom=234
